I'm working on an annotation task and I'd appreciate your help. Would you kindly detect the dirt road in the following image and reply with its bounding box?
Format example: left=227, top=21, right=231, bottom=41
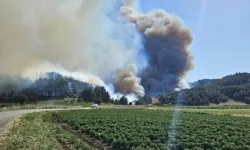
left=0, top=109, right=70, bottom=135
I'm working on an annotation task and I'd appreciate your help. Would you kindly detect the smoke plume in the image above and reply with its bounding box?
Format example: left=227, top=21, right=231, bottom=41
left=121, top=3, right=194, bottom=95
left=0, top=0, right=193, bottom=97
left=114, top=64, right=144, bottom=96
left=0, top=0, right=146, bottom=95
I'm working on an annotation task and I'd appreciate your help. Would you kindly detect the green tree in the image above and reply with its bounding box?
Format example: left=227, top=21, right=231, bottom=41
left=94, top=86, right=110, bottom=103
left=119, top=96, right=128, bottom=105
left=244, top=97, right=250, bottom=104
left=78, top=86, right=110, bottom=105
left=12, top=93, right=28, bottom=105
left=79, top=88, right=95, bottom=102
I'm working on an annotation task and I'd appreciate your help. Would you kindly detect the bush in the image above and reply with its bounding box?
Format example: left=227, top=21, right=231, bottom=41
left=244, top=97, right=250, bottom=104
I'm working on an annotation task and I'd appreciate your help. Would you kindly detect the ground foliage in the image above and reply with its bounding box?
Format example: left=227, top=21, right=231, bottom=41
left=1, top=112, right=60, bottom=150
left=1, top=112, right=92, bottom=150
left=53, top=109, right=250, bottom=150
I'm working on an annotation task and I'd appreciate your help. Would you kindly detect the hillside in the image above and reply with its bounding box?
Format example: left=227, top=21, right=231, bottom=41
left=158, top=73, right=250, bottom=105
left=0, top=72, right=91, bottom=103
left=28, top=72, right=90, bottom=99
left=189, top=79, right=216, bottom=87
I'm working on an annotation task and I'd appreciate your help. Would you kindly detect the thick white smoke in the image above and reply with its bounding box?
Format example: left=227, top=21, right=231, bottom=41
left=0, top=0, right=147, bottom=96
left=0, top=0, right=194, bottom=98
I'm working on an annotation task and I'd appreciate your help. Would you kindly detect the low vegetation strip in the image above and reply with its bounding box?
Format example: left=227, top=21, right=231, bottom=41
left=0, top=112, right=93, bottom=150
left=53, top=109, right=250, bottom=150
left=173, top=104, right=250, bottom=109
left=150, top=106, right=250, bottom=116
left=1, top=113, right=60, bottom=150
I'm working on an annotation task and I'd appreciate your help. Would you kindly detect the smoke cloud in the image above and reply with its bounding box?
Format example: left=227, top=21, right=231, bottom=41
left=0, top=0, right=193, bottom=97
left=0, top=0, right=146, bottom=95
left=114, top=64, right=144, bottom=96
left=121, top=3, right=194, bottom=96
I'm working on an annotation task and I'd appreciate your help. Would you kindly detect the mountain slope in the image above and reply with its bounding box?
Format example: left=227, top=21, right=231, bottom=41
left=159, top=73, right=250, bottom=105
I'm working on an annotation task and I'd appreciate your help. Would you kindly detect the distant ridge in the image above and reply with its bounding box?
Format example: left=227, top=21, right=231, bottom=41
left=159, top=72, right=250, bottom=105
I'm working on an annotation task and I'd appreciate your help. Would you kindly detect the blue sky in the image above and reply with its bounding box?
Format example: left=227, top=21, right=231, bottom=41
left=140, top=0, right=250, bottom=81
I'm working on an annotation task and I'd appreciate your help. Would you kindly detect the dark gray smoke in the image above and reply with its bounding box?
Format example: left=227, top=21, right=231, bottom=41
left=121, top=6, right=194, bottom=96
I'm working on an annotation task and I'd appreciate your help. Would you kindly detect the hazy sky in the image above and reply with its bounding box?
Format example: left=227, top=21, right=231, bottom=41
left=141, top=0, right=250, bottom=81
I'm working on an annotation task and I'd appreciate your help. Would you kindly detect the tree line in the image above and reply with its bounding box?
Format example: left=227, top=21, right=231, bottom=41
left=0, top=72, right=90, bottom=105
left=158, top=73, right=250, bottom=105
left=0, top=72, right=133, bottom=105
left=2, top=72, right=250, bottom=106
left=78, top=86, right=131, bottom=105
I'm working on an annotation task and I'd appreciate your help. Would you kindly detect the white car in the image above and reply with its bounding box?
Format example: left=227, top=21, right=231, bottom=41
left=91, top=104, right=99, bottom=108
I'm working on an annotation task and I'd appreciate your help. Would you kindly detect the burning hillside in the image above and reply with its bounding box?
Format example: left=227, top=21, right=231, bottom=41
left=0, top=0, right=193, bottom=97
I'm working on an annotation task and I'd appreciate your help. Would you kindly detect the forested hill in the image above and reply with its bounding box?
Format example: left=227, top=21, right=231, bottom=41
left=213, top=73, right=250, bottom=86
left=189, top=79, right=216, bottom=87
left=0, top=72, right=91, bottom=103
left=158, top=73, right=250, bottom=106
left=26, top=72, right=91, bottom=99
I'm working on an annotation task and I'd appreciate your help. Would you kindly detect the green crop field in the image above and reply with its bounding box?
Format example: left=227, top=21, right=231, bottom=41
left=52, top=109, right=250, bottom=150
left=149, top=105, right=250, bottom=116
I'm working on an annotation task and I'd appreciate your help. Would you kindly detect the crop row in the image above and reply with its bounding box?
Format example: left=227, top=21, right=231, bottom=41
left=52, top=109, right=250, bottom=150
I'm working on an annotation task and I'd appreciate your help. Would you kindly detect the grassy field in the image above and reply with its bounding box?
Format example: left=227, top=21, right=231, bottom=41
left=0, top=98, right=93, bottom=112
left=2, top=108, right=250, bottom=150
left=182, top=108, right=250, bottom=116
left=100, top=104, right=250, bottom=116
left=151, top=106, right=250, bottom=116
left=36, top=98, right=87, bottom=106
left=0, top=112, right=92, bottom=150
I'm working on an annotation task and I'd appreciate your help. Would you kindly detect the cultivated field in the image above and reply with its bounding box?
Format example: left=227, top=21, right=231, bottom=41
left=1, top=108, right=250, bottom=150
